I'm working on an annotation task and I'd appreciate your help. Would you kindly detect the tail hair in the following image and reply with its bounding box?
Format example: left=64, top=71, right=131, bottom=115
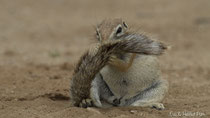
left=70, top=34, right=167, bottom=106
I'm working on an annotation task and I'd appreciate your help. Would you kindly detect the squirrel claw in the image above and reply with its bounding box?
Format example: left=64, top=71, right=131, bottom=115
left=79, top=99, right=94, bottom=108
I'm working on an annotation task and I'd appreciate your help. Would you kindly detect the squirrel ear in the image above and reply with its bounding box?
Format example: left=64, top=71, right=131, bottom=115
left=96, top=28, right=101, bottom=41
left=123, top=21, right=128, bottom=29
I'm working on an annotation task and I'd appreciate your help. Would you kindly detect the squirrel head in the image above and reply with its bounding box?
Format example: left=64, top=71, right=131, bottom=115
left=96, top=18, right=128, bottom=42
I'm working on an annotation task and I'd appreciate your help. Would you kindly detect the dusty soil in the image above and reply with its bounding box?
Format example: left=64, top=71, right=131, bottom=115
left=0, top=0, right=210, bottom=118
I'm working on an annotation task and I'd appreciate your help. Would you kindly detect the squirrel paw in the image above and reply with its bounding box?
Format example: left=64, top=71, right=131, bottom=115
left=112, top=98, right=121, bottom=106
left=152, top=103, right=165, bottom=110
left=79, top=99, right=94, bottom=108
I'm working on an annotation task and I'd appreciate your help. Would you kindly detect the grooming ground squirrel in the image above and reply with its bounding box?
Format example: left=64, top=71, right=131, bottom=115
left=69, top=19, right=168, bottom=110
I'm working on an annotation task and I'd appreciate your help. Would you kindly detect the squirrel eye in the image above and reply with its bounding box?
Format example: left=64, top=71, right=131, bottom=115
left=116, top=26, right=122, bottom=35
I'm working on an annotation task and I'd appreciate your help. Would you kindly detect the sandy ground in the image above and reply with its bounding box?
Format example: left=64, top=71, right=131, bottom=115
left=0, top=0, right=210, bottom=118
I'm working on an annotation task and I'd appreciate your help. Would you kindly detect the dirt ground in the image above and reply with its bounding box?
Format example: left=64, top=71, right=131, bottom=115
left=0, top=0, right=210, bottom=118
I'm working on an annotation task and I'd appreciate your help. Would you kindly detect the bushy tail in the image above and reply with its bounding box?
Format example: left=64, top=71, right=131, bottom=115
left=70, top=34, right=167, bottom=106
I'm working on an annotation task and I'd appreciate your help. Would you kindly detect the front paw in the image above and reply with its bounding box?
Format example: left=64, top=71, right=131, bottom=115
left=112, top=99, right=121, bottom=106
left=79, top=99, right=94, bottom=108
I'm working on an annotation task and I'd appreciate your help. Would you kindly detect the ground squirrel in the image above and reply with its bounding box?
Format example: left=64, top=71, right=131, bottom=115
left=69, top=19, right=168, bottom=110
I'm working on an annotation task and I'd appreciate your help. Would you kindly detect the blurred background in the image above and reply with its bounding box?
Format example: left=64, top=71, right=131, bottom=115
left=0, top=0, right=210, bottom=118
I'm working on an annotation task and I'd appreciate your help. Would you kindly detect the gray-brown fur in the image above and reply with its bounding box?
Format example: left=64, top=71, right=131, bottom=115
left=70, top=36, right=167, bottom=106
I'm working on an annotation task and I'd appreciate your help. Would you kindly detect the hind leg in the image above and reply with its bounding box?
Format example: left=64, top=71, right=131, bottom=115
left=78, top=73, right=102, bottom=108
left=132, top=102, right=165, bottom=110
left=79, top=73, right=105, bottom=108
left=123, top=79, right=168, bottom=110
left=90, top=73, right=118, bottom=107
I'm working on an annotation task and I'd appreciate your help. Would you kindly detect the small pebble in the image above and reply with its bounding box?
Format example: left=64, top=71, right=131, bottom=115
left=130, top=110, right=137, bottom=114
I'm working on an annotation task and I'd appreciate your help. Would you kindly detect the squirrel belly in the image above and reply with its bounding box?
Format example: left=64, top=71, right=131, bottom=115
left=101, top=55, right=161, bottom=100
